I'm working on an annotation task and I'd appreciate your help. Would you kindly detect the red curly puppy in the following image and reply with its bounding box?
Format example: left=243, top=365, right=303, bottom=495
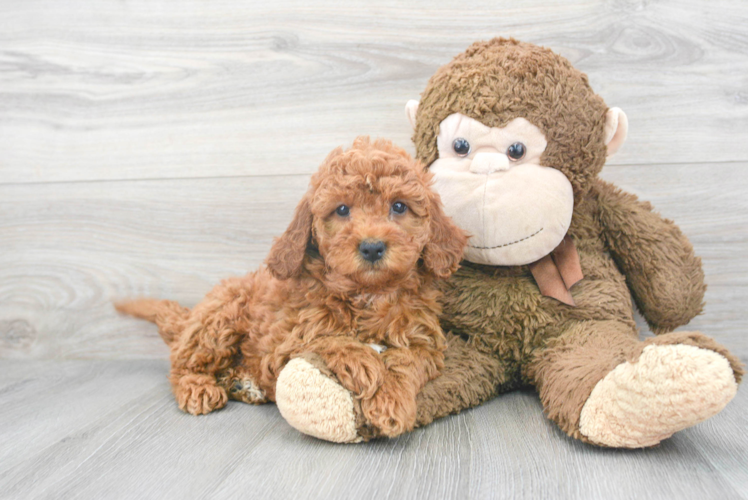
left=117, top=137, right=466, bottom=439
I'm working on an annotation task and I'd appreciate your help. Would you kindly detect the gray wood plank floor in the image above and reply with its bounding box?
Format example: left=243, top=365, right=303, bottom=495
left=1, top=0, right=747, bottom=498
left=1, top=360, right=746, bottom=500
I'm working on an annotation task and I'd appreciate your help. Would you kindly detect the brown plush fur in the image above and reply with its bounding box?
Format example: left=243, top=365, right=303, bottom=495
left=117, top=137, right=467, bottom=437
left=406, top=38, right=745, bottom=442
left=413, top=38, right=609, bottom=200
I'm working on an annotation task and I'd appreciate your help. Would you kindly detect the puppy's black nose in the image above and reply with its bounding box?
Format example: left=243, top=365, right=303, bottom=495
left=359, top=240, right=386, bottom=263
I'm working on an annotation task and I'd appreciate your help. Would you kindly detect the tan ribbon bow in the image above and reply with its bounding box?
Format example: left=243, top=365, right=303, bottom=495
left=527, top=236, right=583, bottom=306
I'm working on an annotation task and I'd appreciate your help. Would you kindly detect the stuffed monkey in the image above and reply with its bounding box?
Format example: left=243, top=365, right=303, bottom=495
left=275, top=38, right=743, bottom=447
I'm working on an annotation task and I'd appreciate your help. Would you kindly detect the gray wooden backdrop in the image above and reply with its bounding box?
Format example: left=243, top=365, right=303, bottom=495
left=1, top=0, right=747, bottom=498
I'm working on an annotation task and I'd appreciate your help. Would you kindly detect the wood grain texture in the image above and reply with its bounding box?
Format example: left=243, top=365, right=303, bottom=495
left=1, top=0, right=748, bottom=184
left=1, top=162, right=746, bottom=360
left=0, top=360, right=746, bottom=500
left=2, top=0, right=748, bottom=497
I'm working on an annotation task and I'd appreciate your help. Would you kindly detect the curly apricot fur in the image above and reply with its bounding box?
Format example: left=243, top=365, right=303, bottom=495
left=117, top=137, right=467, bottom=436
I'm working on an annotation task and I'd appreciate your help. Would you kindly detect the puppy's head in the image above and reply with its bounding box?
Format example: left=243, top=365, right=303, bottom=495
left=266, top=137, right=467, bottom=289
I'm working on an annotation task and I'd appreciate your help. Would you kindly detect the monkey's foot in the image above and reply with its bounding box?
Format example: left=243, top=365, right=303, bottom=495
left=579, top=344, right=738, bottom=448
left=276, top=354, right=368, bottom=443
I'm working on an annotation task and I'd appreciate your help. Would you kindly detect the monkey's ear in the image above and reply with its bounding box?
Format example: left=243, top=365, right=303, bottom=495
left=405, top=100, right=419, bottom=130
left=423, top=192, right=468, bottom=279
left=266, top=195, right=313, bottom=280
left=604, top=107, right=628, bottom=157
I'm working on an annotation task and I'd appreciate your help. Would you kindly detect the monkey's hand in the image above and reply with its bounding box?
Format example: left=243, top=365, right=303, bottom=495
left=595, top=179, right=706, bottom=333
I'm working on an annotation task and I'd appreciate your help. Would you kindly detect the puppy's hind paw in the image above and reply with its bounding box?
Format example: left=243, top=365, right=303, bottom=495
left=175, top=374, right=228, bottom=415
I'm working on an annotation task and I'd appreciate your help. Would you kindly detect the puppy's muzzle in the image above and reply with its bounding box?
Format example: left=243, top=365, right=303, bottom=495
left=359, top=240, right=386, bottom=263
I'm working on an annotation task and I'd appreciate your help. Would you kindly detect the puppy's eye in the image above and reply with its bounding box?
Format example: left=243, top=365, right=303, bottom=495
left=452, top=138, right=470, bottom=156
left=391, top=202, right=407, bottom=214
left=335, top=205, right=350, bottom=217
left=507, top=142, right=526, bottom=161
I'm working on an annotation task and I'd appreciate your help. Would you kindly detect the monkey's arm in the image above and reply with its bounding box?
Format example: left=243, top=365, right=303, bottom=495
left=594, top=179, right=706, bottom=333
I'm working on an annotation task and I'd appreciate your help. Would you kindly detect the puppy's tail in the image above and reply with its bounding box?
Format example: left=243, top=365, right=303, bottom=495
left=115, top=298, right=189, bottom=346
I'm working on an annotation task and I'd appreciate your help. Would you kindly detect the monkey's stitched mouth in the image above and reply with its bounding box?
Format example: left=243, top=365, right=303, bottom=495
left=468, top=227, right=544, bottom=250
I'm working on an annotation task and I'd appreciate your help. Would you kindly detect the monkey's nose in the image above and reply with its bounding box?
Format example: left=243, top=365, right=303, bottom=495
left=470, top=152, right=509, bottom=174
left=359, top=240, right=386, bottom=263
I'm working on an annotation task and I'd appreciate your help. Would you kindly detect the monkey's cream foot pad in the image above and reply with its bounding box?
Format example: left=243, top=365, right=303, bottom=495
left=276, top=357, right=362, bottom=444
left=579, top=344, right=738, bottom=448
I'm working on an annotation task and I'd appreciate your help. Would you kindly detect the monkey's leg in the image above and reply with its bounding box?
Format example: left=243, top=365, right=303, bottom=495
left=528, top=320, right=743, bottom=448
left=275, top=334, right=515, bottom=442
left=274, top=336, right=388, bottom=443
left=275, top=352, right=368, bottom=443
left=414, top=334, right=517, bottom=427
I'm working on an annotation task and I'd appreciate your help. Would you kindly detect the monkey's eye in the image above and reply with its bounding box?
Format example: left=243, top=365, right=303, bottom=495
left=507, top=142, right=526, bottom=161
left=452, top=138, right=471, bottom=156
left=335, top=205, right=350, bottom=217
left=391, top=201, right=408, bottom=214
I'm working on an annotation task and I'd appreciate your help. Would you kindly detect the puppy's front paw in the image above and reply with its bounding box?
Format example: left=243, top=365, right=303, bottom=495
left=361, top=387, right=417, bottom=438
left=276, top=355, right=365, bottom=443
left=174, top=374, right=228, bottom=415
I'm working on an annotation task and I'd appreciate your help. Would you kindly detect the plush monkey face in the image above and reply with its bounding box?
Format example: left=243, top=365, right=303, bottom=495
left=429, top=113, right=572, bottom=265
left=407, top=38, right=627, bottom=266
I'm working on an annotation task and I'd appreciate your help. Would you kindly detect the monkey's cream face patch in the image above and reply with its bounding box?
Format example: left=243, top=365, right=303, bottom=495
left=431, top=113, right=573, bottom=266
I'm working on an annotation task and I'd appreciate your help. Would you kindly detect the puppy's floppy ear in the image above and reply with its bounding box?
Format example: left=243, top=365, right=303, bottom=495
left=266, top=194, right=313, bottom=280
left=422, top=192, right=467, bottom=279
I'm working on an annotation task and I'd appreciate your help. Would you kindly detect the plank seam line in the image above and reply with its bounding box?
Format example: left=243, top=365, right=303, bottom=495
left=0, top=160, right=745, bottom=187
